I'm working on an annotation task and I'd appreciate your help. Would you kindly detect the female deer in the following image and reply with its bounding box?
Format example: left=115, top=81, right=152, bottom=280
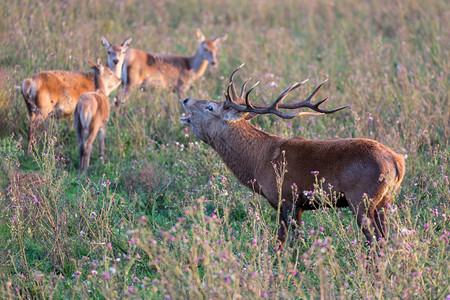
left=110, top=29, right=227, bottom=103
left=21, top=36, right=130, bottom=153
left=74, top=59, right=121, bottom=173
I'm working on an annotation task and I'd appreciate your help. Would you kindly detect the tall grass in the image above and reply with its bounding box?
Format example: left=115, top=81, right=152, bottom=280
left=0, top=0, right=448, bottom=298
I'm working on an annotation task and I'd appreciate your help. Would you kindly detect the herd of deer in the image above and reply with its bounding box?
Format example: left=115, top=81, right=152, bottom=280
left=20, top=30, right=405, bottom=248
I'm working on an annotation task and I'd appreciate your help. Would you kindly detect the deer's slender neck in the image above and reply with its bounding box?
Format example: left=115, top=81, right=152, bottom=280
left=206, top=120, right=277, bottom=187
left=188, top=49, right=209, bottom=79
left=112, top=61, right=124, bottom=79
left=94, top=76, right=109, bottom=96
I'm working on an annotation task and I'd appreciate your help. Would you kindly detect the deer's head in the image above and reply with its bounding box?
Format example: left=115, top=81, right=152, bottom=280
left=101, top=36, right=132, bottom=76
left=88, top=58, right=122, bottom=96
left=196, top=29, right=227, bottom=66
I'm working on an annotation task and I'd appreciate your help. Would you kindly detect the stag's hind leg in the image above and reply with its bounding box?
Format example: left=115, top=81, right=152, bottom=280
left=374, top=210, right=386, bottom=239
left=374, top=195, right=391, bottom=239
left=347, top=192, right=384, bottom=245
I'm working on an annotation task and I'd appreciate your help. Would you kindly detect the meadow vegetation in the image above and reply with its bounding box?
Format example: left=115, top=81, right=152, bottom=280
left=0, top=0, right=448, bottom=298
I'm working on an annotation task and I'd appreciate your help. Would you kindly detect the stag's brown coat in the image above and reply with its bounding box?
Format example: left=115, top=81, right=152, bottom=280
left=181, top=66, right=405, bottom=246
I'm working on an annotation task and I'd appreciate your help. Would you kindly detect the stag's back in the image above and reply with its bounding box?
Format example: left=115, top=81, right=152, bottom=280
left=280, top=137, right=405, bottom=195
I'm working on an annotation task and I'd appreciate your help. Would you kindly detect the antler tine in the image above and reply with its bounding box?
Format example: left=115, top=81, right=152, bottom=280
left=277, top=79, right=326, bottom=109
left=245, top=81, right=260, bottom=107
left=227, top=63, right=245, bottom=102
left=240, top=78, right=252, bottom=98
left=270, top=81, right=301, bottom=109
left=277, top=79, right=348, bottom=114
left=223, top=67, right=347, bottom=118
left=302, top=79, right=327, bottom=105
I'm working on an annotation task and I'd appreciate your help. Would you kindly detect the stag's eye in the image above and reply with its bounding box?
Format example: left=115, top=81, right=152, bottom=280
left=206, top=105, right=213, bottom=111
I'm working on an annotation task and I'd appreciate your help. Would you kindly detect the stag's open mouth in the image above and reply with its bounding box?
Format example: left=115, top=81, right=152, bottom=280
left=181, top=116, right=191, bottom=125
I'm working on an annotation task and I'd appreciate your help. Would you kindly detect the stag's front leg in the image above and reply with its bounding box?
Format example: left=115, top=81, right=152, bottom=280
left=296, top=207, right=304, bottom=228
left=276, top=202, right=293, bottom=251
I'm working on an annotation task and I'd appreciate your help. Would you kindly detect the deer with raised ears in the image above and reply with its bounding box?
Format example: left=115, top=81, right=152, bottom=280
left=74, top=59, right=121, bottom=174
left=181, top=64, right=405, bottom=247
left=114, top=29, right=227, bottom=103
left=21, top=36, right=128, bottom=154
left=101, top=36, right=132, bottom=79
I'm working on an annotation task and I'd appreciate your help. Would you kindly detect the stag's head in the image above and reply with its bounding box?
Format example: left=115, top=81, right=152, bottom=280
left=101, top=36, right=132, bottom=76
left=196, top=29, right=227, bottom=66
left=181, top=64, right=347, bottom=142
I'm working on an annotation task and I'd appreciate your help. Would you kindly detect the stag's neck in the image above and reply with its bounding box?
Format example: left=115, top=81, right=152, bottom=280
left=207, top=120, right=277, bottom=187
left=188, top=50, right=209, bottom=79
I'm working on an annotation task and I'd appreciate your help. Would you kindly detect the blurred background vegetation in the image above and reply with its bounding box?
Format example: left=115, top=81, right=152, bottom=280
left=0, top=0, right=448, bottom=298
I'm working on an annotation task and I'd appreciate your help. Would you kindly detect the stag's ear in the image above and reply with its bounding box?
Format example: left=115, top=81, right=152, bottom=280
left=223, top=108, right=247, bottom=122
left=101, top=36, right=111, bottom=49
left=244, top=113, right=258, bottom=120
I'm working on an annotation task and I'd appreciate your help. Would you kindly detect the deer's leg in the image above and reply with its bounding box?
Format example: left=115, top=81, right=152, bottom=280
left=295, top=207, right=304, bottom=227
left=119, top=68, right=140, bottom=106
left=26, top=112, right=45, bottom=154
left=347, top=193, right=383, bottom=246
left=75, top=113, right=84, bottom=173
left=276, top=203, right=293, bottom=248
left=374, top=197, right=390, bottom=240
left=374, top=195, right=391, bottom=240
left=374, top=209, right=386, bottom=240
left=98, top=125, right=107, bottom=162
left=26, top=114, right=36, bottom=154
left=81, top=127, right=99, bottom=173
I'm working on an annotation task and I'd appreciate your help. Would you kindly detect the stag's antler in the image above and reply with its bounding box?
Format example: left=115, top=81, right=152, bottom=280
left=223, top=64, right=348, bottom=119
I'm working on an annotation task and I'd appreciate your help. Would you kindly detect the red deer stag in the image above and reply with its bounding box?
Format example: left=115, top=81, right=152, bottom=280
left=112, top=29, right=227, bottom=103
left=74, top=59, right=121, bottom=173
left=181, top=64, right=405, bottom=247
left=21, top=37, right=130, bottom=153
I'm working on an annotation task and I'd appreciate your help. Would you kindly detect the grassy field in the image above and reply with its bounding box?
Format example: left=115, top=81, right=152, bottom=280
left=0, top=0, right=448, bottom=298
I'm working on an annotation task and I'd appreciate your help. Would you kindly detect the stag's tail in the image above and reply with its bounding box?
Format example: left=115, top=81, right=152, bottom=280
left=393, top=154, right=405, bottom=186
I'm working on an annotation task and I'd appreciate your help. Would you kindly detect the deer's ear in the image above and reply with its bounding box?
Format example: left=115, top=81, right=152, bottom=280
left=87, top=59, right=97, bottom=68
left=244, top=113, right=258, bottom=120
left=96, top=58, right=104, bottom=72
left=196, top=29, right=205, bottom=42
left=101, top=36, right=111, bottom=49
left=214, top=34, right=227, bottom=46
left=223, top=108, right=246, bottom=122
left=122, top=37, right=132, bottom=50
